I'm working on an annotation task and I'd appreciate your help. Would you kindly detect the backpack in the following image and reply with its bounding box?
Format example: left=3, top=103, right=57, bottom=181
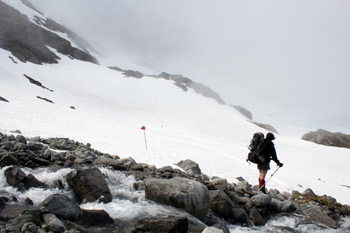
left=247, top=132, right=266, bottom=164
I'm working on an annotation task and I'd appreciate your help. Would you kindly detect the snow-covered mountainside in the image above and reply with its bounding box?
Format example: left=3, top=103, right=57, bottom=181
left=1, top=0, right=350, bottom=209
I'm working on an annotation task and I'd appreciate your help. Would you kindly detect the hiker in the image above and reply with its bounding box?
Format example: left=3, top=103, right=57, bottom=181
left=258, top=132, right=283, bottom=193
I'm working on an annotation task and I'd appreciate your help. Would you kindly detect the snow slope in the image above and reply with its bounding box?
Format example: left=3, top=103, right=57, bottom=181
left=1, top=0, right=350, bottom=206
left=1, top=48, right=350, bottom=205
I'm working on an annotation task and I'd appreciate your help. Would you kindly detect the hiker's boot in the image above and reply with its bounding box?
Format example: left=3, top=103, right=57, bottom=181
left=259, top=179, right=266, bottom=193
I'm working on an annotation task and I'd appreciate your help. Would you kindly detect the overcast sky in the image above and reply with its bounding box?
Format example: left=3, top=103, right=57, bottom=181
left=35, top=0, right=350, bottom=135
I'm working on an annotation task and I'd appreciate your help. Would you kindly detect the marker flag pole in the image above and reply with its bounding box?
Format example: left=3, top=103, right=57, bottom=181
left=141, top=125, right=147, bottom=151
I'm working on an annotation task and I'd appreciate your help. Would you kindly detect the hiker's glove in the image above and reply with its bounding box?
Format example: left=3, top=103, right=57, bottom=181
left=277, top=162, right=283, bottom=167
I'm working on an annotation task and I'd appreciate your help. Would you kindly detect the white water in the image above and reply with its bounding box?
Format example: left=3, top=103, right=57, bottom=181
left=1, top=166, right=349, bottom=232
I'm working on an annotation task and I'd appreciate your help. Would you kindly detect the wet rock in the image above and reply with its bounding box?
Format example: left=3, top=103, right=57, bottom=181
left=42, top=213, right=66, bottom=233
left=145, top=177, right=210, bottom=220
left=39, top=194, right=81, bottom=220
left=136, top=216, right=188, bottom=233
left=249, top=208, right=265, bottom=226
left=66, top=167, right=112, bottom=203
left=4, top=166, right=26, bottom=187
left=78, top=209, right=114, bottom=227
left=229, top=207, right=251, bottom=226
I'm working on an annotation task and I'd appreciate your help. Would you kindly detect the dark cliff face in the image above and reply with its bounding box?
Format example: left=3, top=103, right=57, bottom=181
left=0, top=1, right=98, bottom=65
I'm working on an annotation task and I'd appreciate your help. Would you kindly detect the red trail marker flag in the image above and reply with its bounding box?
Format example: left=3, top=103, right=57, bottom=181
left=141, top=125, right=147, bottom=150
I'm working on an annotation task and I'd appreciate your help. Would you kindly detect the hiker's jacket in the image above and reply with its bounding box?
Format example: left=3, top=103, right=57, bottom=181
left=261, top=139, right=279, bottom=164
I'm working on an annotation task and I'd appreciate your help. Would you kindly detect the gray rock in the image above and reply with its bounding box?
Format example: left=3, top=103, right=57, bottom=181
left=13, top=142, right=26, bottom=151
left=15, top=135, right=27, bottom=144
left=302, top=129, right=350, bottom=149
left=229, top=207, right=251, bottom=226
left=303, top=206, right=338, bottom=228
left=251, top=194, right=272, bottom=208
left=39, top=194, right=81, bottom=220
left=209, top=190, right=234, bottom=216
left=4, top=166, right=26, bottom=187
left=208, top=178, right=228, bottom=192
left=270, top=199, right=296, bottom=213
left=21, top=222, right=38, bottom=232
left=249, top=208, right=265, bottom=226
left=93, top=156, right=120, bottom=166
left=145, top=177, right=210, bottom=220
left=235, top=181, right=252, bottom=193
left=26, top=141, right=44, bottom=151
left=176, top=159, right=201, bottom=175
left=42, top=213, right=66, bottom=233
left=136, top=216, right=188, bottom=233
left=0, top=204, right=29, bottom=220
left=302, top=188, right=316, bottom=197
left=78, top=209, right=114, bottom=227
left=66, top=167, right=112, bottom=203
left=0, top=154, right=19, bottom=168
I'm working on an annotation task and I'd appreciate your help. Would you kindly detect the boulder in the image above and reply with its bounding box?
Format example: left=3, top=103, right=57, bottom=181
left=209, top=190, right=234, bottom=216
left=303, top=206, right=338, bottom=228
left=145, top=177, right=210, bottom=220
left=66, top=167, right=112, bottom=203
left=4, top=166, right=47, bottom=190
left=229, top=207, right=251, bottom=226
left=4, top=166, right=26, bottom=187
left=207, top=178, right=228, bottom=192
left=270, top=199, right=296, bottom=213
left=176, top=159, right=201, bottom=175
left=0, top=204, right=29, bottom=221
left=0, top=154, right=19, bottom=168
left=42, top=213, right=66, bottom=233
left=251, top=194, right=271, bottom=208
left=136, top=216, right=188, bottom=233
left=249, top=208, right=265, bottom=226
left=235, top=181, right=252, bottom=193
left=39, top=194, right=81, bottom=220
left=78, top=209, right=114, bottom=227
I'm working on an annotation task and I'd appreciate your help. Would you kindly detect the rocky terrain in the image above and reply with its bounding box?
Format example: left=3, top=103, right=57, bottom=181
left=0, top=130, right=349, bottom=233
left=0, top=1, right=97, bottom=65
left=302, top=129, right=350, bottom=149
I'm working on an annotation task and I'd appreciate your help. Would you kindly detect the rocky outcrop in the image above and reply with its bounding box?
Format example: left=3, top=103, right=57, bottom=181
left=0, top=1, right=97, bottom=64
left=302, top=129, right=350, bottom=149
left=232, top=105, right=252, bottom=121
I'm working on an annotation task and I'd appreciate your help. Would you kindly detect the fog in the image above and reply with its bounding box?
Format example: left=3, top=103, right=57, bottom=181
left=34, top=0, right=350, bottom=135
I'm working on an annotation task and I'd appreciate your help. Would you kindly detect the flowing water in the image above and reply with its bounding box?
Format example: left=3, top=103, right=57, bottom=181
left=1, top=166, right=349, bottom=233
